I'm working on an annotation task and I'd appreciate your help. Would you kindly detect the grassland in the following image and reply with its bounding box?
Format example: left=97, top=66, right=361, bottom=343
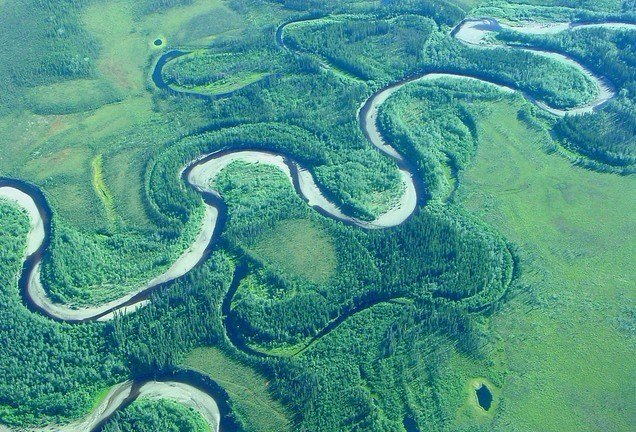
left=183, top=347, right=292, bottom=432
left=91, top=154, right=117, bottom=225
left=180, top=71, right=270, bottom=96
left=248, top=218, right=337, bottom=285
left=455, top=97, right=635, bottom=431
left=26, top=79, right=123, bottom=115
left=82, top=0, right=246, bottom=95
left=0, top=0, right=258, bottom=305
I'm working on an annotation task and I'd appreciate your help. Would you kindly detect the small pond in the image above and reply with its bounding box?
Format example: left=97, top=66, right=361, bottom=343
left=475, top=384, right=493, bottom=411
left=403, top=416, right=419, bottom=432
left=153, top=38, right=163, bottom=46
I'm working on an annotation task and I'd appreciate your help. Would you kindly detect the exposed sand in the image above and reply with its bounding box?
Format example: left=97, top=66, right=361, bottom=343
left=0, top=380, right=219, bottom=432
left=137, top=381, right=220, bottom=432
left=32, top=203, right=216, bottom=321
left=0, top=187, right=45, bottom=256
left=188, top=151, right=294, bottom=193
left=0, top=381, right=133, bottom=432
left=361, top=85, right=407, bottom=164
left=571, top=22, right=636, bottom=32
left=454, top=19, right=636, bottom=43
left=190, top=150, right=417, bottom=229
left=1, top=189, right=216, bottom=321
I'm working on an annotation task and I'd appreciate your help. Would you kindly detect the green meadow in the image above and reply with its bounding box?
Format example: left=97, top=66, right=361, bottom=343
left=457, top=98, right=635, bottom=431
left=183, top=347, right=292, bottom=432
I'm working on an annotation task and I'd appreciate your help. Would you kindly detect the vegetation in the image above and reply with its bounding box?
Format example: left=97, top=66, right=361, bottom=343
left=457, top=97, right=636, bottom=431
left=162, top=49, right=282, bottom=96
left=283, top=14, right=599, bottom=108
left=377, top=79, right=503, bottom=200
left=0, top=0, right=612, bottom=306
left=248, top=218, right=337, bottom=284
left=183, top=160, right=511, bottom=350
left=498, top=25, right=636, bottom=172
left=184, top=347, right=292, bottom=432
left=282, top=15, right=438, bottom=83
left=0, top=0, right=633, bottom=431
left=473, top=0, right=636, bottom=22
left=0, top=0, right=101, bottom=111
left=0, top=202, right=125, bottom=427
left=101, top=398, right=210, bottom=432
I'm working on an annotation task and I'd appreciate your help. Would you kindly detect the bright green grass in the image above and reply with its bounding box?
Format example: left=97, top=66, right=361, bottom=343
left=183, top=347, right=292, bottom=432
left=17, top=98, right=157, bottom=230
left=175, top=72, right=270, bottom=96
left=103, top=143, right=155, bottom=229
left=454, top=98, right=635, bottom=431
left=89, top=385, right=115, bottom=412
left=83, top=0, right=245, bottom=95
left=248, top=218, right=337, bottom=285
left=91, top=154, right=117, bottom=225
left=26, top=79, right=122, bottom=115
left=246, top=336, right=313, bottom=357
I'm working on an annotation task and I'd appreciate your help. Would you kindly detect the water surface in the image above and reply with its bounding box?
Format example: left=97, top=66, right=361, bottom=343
left=475, top=384, right=493, bottom=411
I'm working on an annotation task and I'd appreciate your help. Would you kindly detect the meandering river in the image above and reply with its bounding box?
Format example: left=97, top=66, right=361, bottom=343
left=0, top=15, right=633, bottom=432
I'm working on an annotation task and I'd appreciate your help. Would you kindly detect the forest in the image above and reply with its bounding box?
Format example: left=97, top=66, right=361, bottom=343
left=497, top=25, right=636, bottom=172
left=0, top=0, right=634, bottom=431
left=282, top=14, right=599, bottom=109
left=101, top=399, right=210, bottom=432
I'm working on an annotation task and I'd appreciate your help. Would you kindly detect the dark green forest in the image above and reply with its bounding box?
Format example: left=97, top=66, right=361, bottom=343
left=497, top=26, right=636, bottom=172
left=101, top=398, right=209, bottom=432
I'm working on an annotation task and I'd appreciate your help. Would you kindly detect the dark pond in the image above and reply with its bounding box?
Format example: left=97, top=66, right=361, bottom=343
left=153, top=38, right=163, bottom=46
left=475, top=384, right=493, bottom=411
left=403, top=416, right=419, bottom=432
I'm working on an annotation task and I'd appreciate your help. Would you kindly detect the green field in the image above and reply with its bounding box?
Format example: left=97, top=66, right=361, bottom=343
left=183, top=347, right=292, bottom=432
left=248, top=218, right=337, bottom=284
left=457, top=98, right=635, bottom=431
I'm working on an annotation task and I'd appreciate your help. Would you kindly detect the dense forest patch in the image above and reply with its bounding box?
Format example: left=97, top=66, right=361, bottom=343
left=378, top=78, right=504, bottom=200
left=162, top=49, right=283, bottom=96
left=101, top=398, right=210, bottom=432
left=207, top=160, right=513, bottom=352
left=0, top=202, right=125, bottom=427
left=498, top=26, right=636, bottom=172
left=282, top=14, right=437, bottom=82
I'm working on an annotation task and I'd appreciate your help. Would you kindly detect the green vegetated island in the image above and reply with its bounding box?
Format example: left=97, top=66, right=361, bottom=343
left=0, top=0, right=634, bottom=431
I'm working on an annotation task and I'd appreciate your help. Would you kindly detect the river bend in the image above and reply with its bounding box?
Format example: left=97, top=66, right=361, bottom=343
left=0, top=14, right=633, bottom=432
